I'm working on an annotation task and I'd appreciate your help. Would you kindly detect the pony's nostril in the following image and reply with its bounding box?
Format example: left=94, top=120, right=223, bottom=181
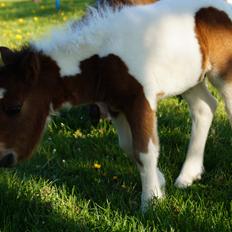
left=0, top=153, right=15, bottom=168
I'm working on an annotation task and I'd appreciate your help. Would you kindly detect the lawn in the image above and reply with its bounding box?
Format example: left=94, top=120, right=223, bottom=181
left=0, top=0, right=231, bottom=231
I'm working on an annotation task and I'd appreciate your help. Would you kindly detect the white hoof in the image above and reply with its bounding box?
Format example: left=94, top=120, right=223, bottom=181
left=175, top=167, right=203, bottom=188
left=141, top=186, right=165, bottom=213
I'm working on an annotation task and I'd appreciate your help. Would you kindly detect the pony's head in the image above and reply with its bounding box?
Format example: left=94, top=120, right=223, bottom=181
left=0, top=47, right=54, bottom=167
left=0, top=43, right=100, bottom=167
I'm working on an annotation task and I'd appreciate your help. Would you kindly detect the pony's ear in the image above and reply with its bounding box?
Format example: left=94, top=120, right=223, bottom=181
left=0, top=47, right=16, bottom=66
left=21, top=51, right=40, bottom=85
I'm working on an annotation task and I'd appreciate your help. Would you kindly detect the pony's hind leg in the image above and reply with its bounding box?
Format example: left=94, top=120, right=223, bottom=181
left=175, top=82, right=217, bottom=188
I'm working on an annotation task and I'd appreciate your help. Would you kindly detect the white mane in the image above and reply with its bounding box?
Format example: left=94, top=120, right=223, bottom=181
left=33, top=6, right=117, bottom=53
left=31, top=4, right=125, bottom=76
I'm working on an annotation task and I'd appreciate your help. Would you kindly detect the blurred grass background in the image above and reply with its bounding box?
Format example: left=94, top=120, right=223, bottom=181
left=0, top=0, right=93, bottom=48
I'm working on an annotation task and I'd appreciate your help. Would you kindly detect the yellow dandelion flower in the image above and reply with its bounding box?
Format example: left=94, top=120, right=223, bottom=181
left=18, top=18, right=24, bottom=24
left=73, top=129, right=83, bottom=138
left=0, top=3, right=6, bottom=8
left=15, top=34, right=22, bottom=40
left=93, top=163, right=101, bottom=169
left=63, top=16, right=67, bottom=21
left=33, top=17, right=39, bottom=22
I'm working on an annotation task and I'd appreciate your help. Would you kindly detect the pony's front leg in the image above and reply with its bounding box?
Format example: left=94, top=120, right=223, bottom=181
left=124, top=97, right=165, bottom=212
left=138, top=138, right=165, bottom=212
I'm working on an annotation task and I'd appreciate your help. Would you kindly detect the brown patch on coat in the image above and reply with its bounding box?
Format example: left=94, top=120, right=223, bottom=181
left=195, top=7, right=232, bottom=80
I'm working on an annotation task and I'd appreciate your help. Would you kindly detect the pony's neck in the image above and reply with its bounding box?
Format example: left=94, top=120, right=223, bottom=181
left=36, top=52, right=102, bottom=111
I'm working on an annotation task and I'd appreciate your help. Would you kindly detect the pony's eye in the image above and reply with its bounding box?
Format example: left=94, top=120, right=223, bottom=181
left=4, top=104, right=22, bottom=116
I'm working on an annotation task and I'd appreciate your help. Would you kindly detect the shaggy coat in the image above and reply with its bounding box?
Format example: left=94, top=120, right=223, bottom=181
left=0, top=0, right=232, bottom=211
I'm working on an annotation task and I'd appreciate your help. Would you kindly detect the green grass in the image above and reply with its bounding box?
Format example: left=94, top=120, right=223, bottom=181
left=0, top=0, right=92, bottom=48
left=0, top=1, right=231, bottom=231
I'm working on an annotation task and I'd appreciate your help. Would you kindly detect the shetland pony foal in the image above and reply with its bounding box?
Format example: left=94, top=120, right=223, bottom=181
left=1, top=0, right=232, bottom=211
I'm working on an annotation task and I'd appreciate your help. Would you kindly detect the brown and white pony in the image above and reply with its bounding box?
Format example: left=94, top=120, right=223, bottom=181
left=0, top=0, right=232, bottom=211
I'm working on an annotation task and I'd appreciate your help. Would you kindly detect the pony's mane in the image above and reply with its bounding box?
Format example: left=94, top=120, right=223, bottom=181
left=31, top=4, right=125, bottom=55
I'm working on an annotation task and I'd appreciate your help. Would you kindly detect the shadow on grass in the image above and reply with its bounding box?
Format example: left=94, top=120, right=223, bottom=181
left=0, top=176, right=94, bottom=231
left=0, top=101, right=231, bottom=231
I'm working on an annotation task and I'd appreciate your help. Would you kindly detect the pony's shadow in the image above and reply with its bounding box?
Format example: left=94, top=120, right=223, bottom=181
left=0, top=179, right=93, bottom=231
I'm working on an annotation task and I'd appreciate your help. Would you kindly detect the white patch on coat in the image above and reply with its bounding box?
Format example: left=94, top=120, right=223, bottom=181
left=32, top=0, right=232, bottom=109
left=0, top=88, right=6, bottom=99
